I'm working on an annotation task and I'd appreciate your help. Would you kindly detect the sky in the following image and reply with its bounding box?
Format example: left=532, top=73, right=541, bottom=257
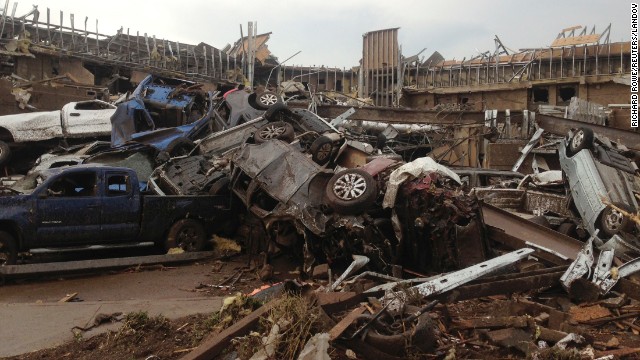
left=12, top=0, right=631, bottom=68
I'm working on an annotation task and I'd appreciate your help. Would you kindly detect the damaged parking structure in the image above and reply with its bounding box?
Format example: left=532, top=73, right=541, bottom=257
left=0, top=6, right=638, bottom=360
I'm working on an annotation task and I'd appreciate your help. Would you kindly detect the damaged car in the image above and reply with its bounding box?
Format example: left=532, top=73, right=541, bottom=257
left=0, top=165, right=231, bottom=265
left=559, top=127, right=640, bottom=240
left=111, top=74, right=216, bottom=157
left=149, top=104, right=347, bottom=196
left=229, top=139, right=488, bottom=274
left=0, top=99, right=115, bottom=169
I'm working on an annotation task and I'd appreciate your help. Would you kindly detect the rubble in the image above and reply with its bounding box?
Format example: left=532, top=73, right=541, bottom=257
left=0, top=54, right=639, bottom=360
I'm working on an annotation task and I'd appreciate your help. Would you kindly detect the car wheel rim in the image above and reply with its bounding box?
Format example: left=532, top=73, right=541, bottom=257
left=260, top=94, right=278, bottom=106
left=260, top=125, right=286, bottom=139
left=178, top=227, right=197, bottom=251
left=571, top=131, right=584, bottom=149
left=605, top=209, right=624, bottom=231
left=0, top=242, right=7, bottom=266
left=317, top=143, right=332, bottom=161
left=333, top=173, right=367, bottom=200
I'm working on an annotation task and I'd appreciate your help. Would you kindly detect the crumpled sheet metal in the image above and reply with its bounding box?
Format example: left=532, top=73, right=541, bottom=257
left=383, top=157, right=461, bottom=209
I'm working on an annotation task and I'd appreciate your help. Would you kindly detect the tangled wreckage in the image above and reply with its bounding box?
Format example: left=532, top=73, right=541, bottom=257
left=1, top=73, right=640, bottom=359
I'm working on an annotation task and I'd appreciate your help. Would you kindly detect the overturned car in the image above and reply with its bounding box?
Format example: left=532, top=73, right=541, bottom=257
left=559, top=127, right=640, bottom=241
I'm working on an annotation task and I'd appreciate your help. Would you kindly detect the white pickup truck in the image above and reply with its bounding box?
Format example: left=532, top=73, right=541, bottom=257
left=0, top=100, right=115, bottom=165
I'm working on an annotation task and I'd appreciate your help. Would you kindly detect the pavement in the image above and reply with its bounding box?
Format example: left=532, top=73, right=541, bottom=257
left=0, top=297, right=223, bottom=358
left=0, top=255, right=252, bottom=358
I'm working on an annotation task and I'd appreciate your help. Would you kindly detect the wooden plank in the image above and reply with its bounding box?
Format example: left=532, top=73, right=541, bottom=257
left=58, top=292, right=78, bottom=303
left=552, top=34, right=601, bottom=47
left=329, top=305, right=366, bottom=341
left=181, top=299, right=281, bottom=360
left=450, top=316, right=529, bottom=330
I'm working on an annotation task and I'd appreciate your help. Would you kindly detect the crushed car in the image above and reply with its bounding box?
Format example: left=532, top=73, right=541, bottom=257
left=110, top=74, right=217, bottom=157
left=228, top=139, right=488, bottom=274
left=558, top=127, right=640, bottom=241
left=149, top=104, right=347, bottom=195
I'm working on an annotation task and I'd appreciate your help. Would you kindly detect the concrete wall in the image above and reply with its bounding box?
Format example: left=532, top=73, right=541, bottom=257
left=16, top=56, right=94, bottom=84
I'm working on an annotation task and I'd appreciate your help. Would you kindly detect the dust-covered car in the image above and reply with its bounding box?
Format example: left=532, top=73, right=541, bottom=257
left=559, top=127, right=640, bottom=239
left=0, top=100, right=115, bottom=170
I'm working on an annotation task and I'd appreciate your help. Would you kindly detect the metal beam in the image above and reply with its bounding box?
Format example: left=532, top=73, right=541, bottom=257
left=310, top=104, right=486, bottom=124
left=482, top=203, right=583, bottom=261
left=536, top=114, right=640, bottom=152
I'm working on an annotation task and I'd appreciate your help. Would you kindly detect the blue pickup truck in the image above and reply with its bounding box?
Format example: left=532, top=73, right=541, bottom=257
left=0, top=165, right=229, bottom=264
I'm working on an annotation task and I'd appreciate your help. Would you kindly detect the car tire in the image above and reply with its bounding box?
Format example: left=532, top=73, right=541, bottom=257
left=166, top=138, right=195, bottom=157
left=310, top=135, right=334, bottom=165
left=325, top=168, right=378, bottom=214
left=166, top=219, right=207, bottom=252
left=264, top=102, right=292, bottom=122
left=598, top=202, right=634, bottom=238
left=557, top=222, right=577, bottom=237
left=254, top=121, right=295, bottom=144
left=208, top=176, right=230, bottom=196
left=255, top=91, right=281, bottom=110
left=0, top=140, right=10, bottom=165
left=567, top=127, right=594, bottom=156
left=0, top=231, right=17, bottom=265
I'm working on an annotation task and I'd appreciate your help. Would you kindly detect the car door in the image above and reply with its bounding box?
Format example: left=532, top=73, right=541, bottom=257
left=100, top=172, right=141, bottom=242
left=61, top=100, right=116, bottom=138
left=35, top=170, right=102, bottom=245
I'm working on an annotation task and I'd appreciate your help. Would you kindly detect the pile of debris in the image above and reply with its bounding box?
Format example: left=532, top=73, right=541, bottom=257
left=0, top=67, right=639, bottom=359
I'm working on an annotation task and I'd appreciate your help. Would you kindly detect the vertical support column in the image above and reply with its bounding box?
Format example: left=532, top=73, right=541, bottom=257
left=560, top=47, right=563, bottom=78
left=162, top=39, right=167, bottom=68
left=168, top=41, right=174, bottom=67
left=211, top=48, right=216, bottom=80
left=521, top=110, right=530, bottom=139
left=95, top=19, right=99, bottom=55
left=548, top=48, right=552, bottom=79
left=58, top=11, right=64, bottom=48
left=505, top=109, right=511, bottom=139
left=193, top=46, right=198, bottom=74
left=84, top=17, right=89, bottom=52
left=9, top=2, right=16, bottom=39
left=0, top=0, right=10, bottom=40
left=203, top=46, right=208, bottom=75
left=70, top=14, right=75, bottom=50
left=32, top=8, right=40, bottom=43
left=530, top=112, right=536, bottom=136
left=46, top=8, right=51, bottom=45
left=126, top=29, right=131, bottom=61
left=219, top=47, right=222, bottom=79
left=176, top=41, right=181, bottom=64
left=144, top=33, right=150, bottom=65
left=136, top=31, right=140, bottom=63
